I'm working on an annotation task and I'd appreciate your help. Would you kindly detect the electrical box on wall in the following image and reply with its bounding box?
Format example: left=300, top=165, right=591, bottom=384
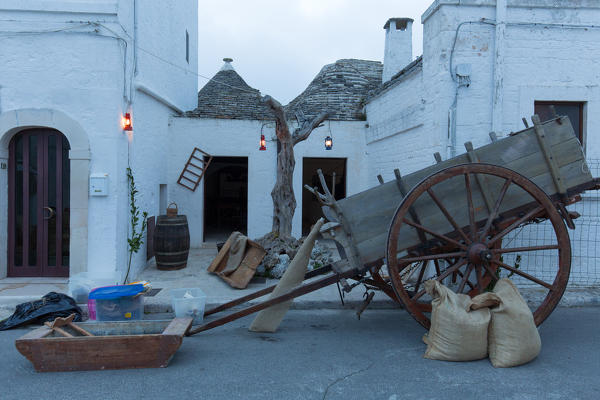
left=90, top=173, right=109, bottom=196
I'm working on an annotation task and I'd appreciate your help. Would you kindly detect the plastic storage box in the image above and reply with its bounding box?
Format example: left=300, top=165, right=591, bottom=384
left=170, top=288, right=206, bottom=324
left=88, top=284, right=145, bottom=321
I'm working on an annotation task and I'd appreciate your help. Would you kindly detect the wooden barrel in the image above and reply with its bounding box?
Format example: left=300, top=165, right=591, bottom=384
left=153, top=215, right=190, bottom=270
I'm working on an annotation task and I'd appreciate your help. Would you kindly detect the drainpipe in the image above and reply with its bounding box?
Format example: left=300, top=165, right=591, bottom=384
left=133, top=0, right=138, bottom=76
left=491, top=0, right=507, bottom=137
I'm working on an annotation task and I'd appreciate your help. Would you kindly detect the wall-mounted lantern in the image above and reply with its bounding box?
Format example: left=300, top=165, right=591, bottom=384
left=122, top=113, right=133, bottom=131
left=259, top=134, right=267, bottom=151
left=324, top=135, right=333, bottom=150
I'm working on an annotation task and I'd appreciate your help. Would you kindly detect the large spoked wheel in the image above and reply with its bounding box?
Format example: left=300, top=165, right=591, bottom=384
left=386, top=164, right=571, bottom=329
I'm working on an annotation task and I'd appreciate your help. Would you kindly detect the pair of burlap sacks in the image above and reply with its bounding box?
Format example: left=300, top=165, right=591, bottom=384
left=423, top=279, right=541, bottom=367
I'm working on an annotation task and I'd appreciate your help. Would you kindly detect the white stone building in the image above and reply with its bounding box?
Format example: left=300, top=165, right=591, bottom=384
left=364, top=0, right=600, bottom=286
left=1, top=0, right=599, bottom=289
left=169, top=58, right=380, bottom=243
left=0, top=0, right=198, bottom=281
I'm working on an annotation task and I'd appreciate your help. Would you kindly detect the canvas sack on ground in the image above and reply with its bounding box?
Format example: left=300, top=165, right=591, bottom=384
left=423, top=280, right=498, bottom=361
left=487, top=279, right=541, bottom=368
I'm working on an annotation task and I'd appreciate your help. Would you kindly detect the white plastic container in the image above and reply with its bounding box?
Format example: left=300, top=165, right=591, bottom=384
left=170, top=288, right=206, bottom=324
left=68, top=272, right=120, bottom=304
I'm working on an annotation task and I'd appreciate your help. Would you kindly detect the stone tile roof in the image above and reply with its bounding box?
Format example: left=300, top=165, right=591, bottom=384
left=285, top=59, right=383, bottom=121
left=184, top=66, right=273, bottom=120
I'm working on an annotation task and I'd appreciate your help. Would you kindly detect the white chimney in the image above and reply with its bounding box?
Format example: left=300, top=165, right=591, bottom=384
left=382, top=18, right=413, bottom=83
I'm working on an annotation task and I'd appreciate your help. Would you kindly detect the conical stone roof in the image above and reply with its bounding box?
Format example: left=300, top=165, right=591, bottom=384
left=285, top=59, right=383, bottom=121
left=185, top=60, right=273, bottom=120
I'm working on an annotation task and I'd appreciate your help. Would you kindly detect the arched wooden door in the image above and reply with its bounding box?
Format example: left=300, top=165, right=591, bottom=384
left=8, top=129, right=70, bottom=277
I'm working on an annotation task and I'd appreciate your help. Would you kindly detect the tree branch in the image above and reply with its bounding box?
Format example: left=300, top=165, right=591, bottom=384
left=292, top=112, right=329, bottom=145
left=262, top=95, right=291, bottom=141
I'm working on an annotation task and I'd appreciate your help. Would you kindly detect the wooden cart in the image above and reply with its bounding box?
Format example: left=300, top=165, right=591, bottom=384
left=188, top=114, right=598, bottom=335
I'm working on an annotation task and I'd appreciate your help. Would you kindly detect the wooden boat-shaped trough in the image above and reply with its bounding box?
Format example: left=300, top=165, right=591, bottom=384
left=15, top=317, right=193, bottom=372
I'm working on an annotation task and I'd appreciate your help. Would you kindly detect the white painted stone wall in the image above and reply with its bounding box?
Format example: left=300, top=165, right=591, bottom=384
left=365, top=65, right=428, bottom=183
left=365, top=0, right=600, bottom=286
left=168, top=117, right=369, bottom=245
left=0, top=0, right=197, bottom=281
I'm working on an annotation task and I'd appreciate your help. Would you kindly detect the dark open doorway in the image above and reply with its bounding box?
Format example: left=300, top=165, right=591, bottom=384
left=302, top=157, right=346, bottom=236
left=203, top=157, right=248, bottom=242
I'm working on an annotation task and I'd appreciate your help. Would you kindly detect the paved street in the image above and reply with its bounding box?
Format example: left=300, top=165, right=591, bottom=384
left=1, top=308, right=598, bottom=400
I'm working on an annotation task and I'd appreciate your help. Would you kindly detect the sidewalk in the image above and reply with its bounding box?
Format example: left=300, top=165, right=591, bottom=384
left=138, top=244, right=395, bottom=315
left=1, top=244, right=599, bottom=320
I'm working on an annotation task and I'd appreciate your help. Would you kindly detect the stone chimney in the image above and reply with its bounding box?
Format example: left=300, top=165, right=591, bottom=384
left=382, top=18, right=413, bottom=83
left=221, top=57, right=234, bottom=70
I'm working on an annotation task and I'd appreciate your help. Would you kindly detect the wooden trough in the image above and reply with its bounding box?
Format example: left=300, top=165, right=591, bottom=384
left=15, top=318, right=192, bottom=372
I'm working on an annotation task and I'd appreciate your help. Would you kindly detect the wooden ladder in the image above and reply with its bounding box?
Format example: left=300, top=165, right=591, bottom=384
left=177, top=147, right=213, bottom=191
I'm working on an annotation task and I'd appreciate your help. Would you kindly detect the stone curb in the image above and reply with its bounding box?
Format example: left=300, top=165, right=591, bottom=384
left=1, top=288, right=599, bottom=320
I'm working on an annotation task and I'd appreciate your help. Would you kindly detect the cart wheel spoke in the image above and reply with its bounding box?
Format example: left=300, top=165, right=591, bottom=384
left=413, top=261, right=428, bottom=295
left=475, top=264, right=484, bottom=293
left=433, top=259, right=442, bottom=276
left=398, top=251, right=466, bottom=264
left=482, top=262, right=500, bottom=282
left=480, top=178, right=512, bottom=241
left=494, top=261, right=554, bottom=290
left=402, top=218, right=467, bottom=250
left=411, top=259, right=467, bottom=301
left=427, top=188, right=472, bottom=244
left=457, top=264, right=474, bottom=293
left=464, top=173, right=476, bottom=240
left=492, top=244, right=559, bottom=254
left=487, top=205, right=545, bottom=247
left=454, top=267, right=475, bottom=291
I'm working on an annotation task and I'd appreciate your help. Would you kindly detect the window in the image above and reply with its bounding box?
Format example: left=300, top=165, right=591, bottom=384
left=185, top=30, right=189, bottom=63
left=534, top=101, right=585, bottom=145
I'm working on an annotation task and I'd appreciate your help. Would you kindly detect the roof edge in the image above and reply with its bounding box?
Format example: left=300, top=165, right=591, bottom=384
left=366, top=56, right=423, bottom=104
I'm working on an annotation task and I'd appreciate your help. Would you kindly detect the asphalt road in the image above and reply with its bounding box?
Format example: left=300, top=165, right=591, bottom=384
left=1, top=308, right=598, bottom=400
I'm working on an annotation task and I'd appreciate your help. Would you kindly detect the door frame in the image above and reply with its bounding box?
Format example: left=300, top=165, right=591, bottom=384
left=0, top=109, right=90, bottom=279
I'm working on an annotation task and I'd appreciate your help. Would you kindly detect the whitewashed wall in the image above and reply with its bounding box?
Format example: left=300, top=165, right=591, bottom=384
left=125, top=0, right=198, bottom=280
left=168, top=117, right=369, bottom=245
left=365, top=65, right=428, bottom=183
left=0, top=0, right=198, bottom=280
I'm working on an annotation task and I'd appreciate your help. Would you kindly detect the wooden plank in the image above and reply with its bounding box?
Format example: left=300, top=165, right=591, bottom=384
left=207, top=235, right=232, bottom=272
left=465, top=141, right=494, bottom=213
left=162, top=317, right=193, bottom=336
left=533, top=114, right=567, bottom=195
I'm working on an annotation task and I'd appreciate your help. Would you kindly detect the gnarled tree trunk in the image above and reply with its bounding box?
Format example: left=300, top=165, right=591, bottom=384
left=263, top=96, right=328, bottom=238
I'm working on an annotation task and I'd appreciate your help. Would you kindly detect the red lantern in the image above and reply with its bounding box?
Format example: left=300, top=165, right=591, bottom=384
left=122, top=113, right=133, bottom=131
left=259, top=134, right=266, bottom=151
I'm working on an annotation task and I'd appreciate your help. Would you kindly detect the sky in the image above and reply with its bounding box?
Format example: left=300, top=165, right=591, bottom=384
left=198, top=0, right=433, bottom=104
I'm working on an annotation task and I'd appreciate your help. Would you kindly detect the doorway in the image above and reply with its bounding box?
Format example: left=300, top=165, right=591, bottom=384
left=8, top=129, right=70, bottom=277
left=302, top=158, right=346, bottom=235
left=203, top=157, right=248, bottom=242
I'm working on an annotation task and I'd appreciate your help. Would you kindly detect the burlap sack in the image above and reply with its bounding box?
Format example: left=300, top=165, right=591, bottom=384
left=424, top=280, right=498, bottom=361
left=487, top=279, right=541, bottom=368
left=249, top=218, right=325, bottom=333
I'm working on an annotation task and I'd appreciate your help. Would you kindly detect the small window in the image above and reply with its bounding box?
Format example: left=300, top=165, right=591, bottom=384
left=186, top=30, right=190, bottom=63
left=534, top=101, right=584, bottom=144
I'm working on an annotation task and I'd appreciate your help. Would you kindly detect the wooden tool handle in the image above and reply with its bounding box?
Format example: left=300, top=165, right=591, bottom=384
left=68, top=323, right=94, bottom=337
left=44, top=322, right=74, bottom=337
